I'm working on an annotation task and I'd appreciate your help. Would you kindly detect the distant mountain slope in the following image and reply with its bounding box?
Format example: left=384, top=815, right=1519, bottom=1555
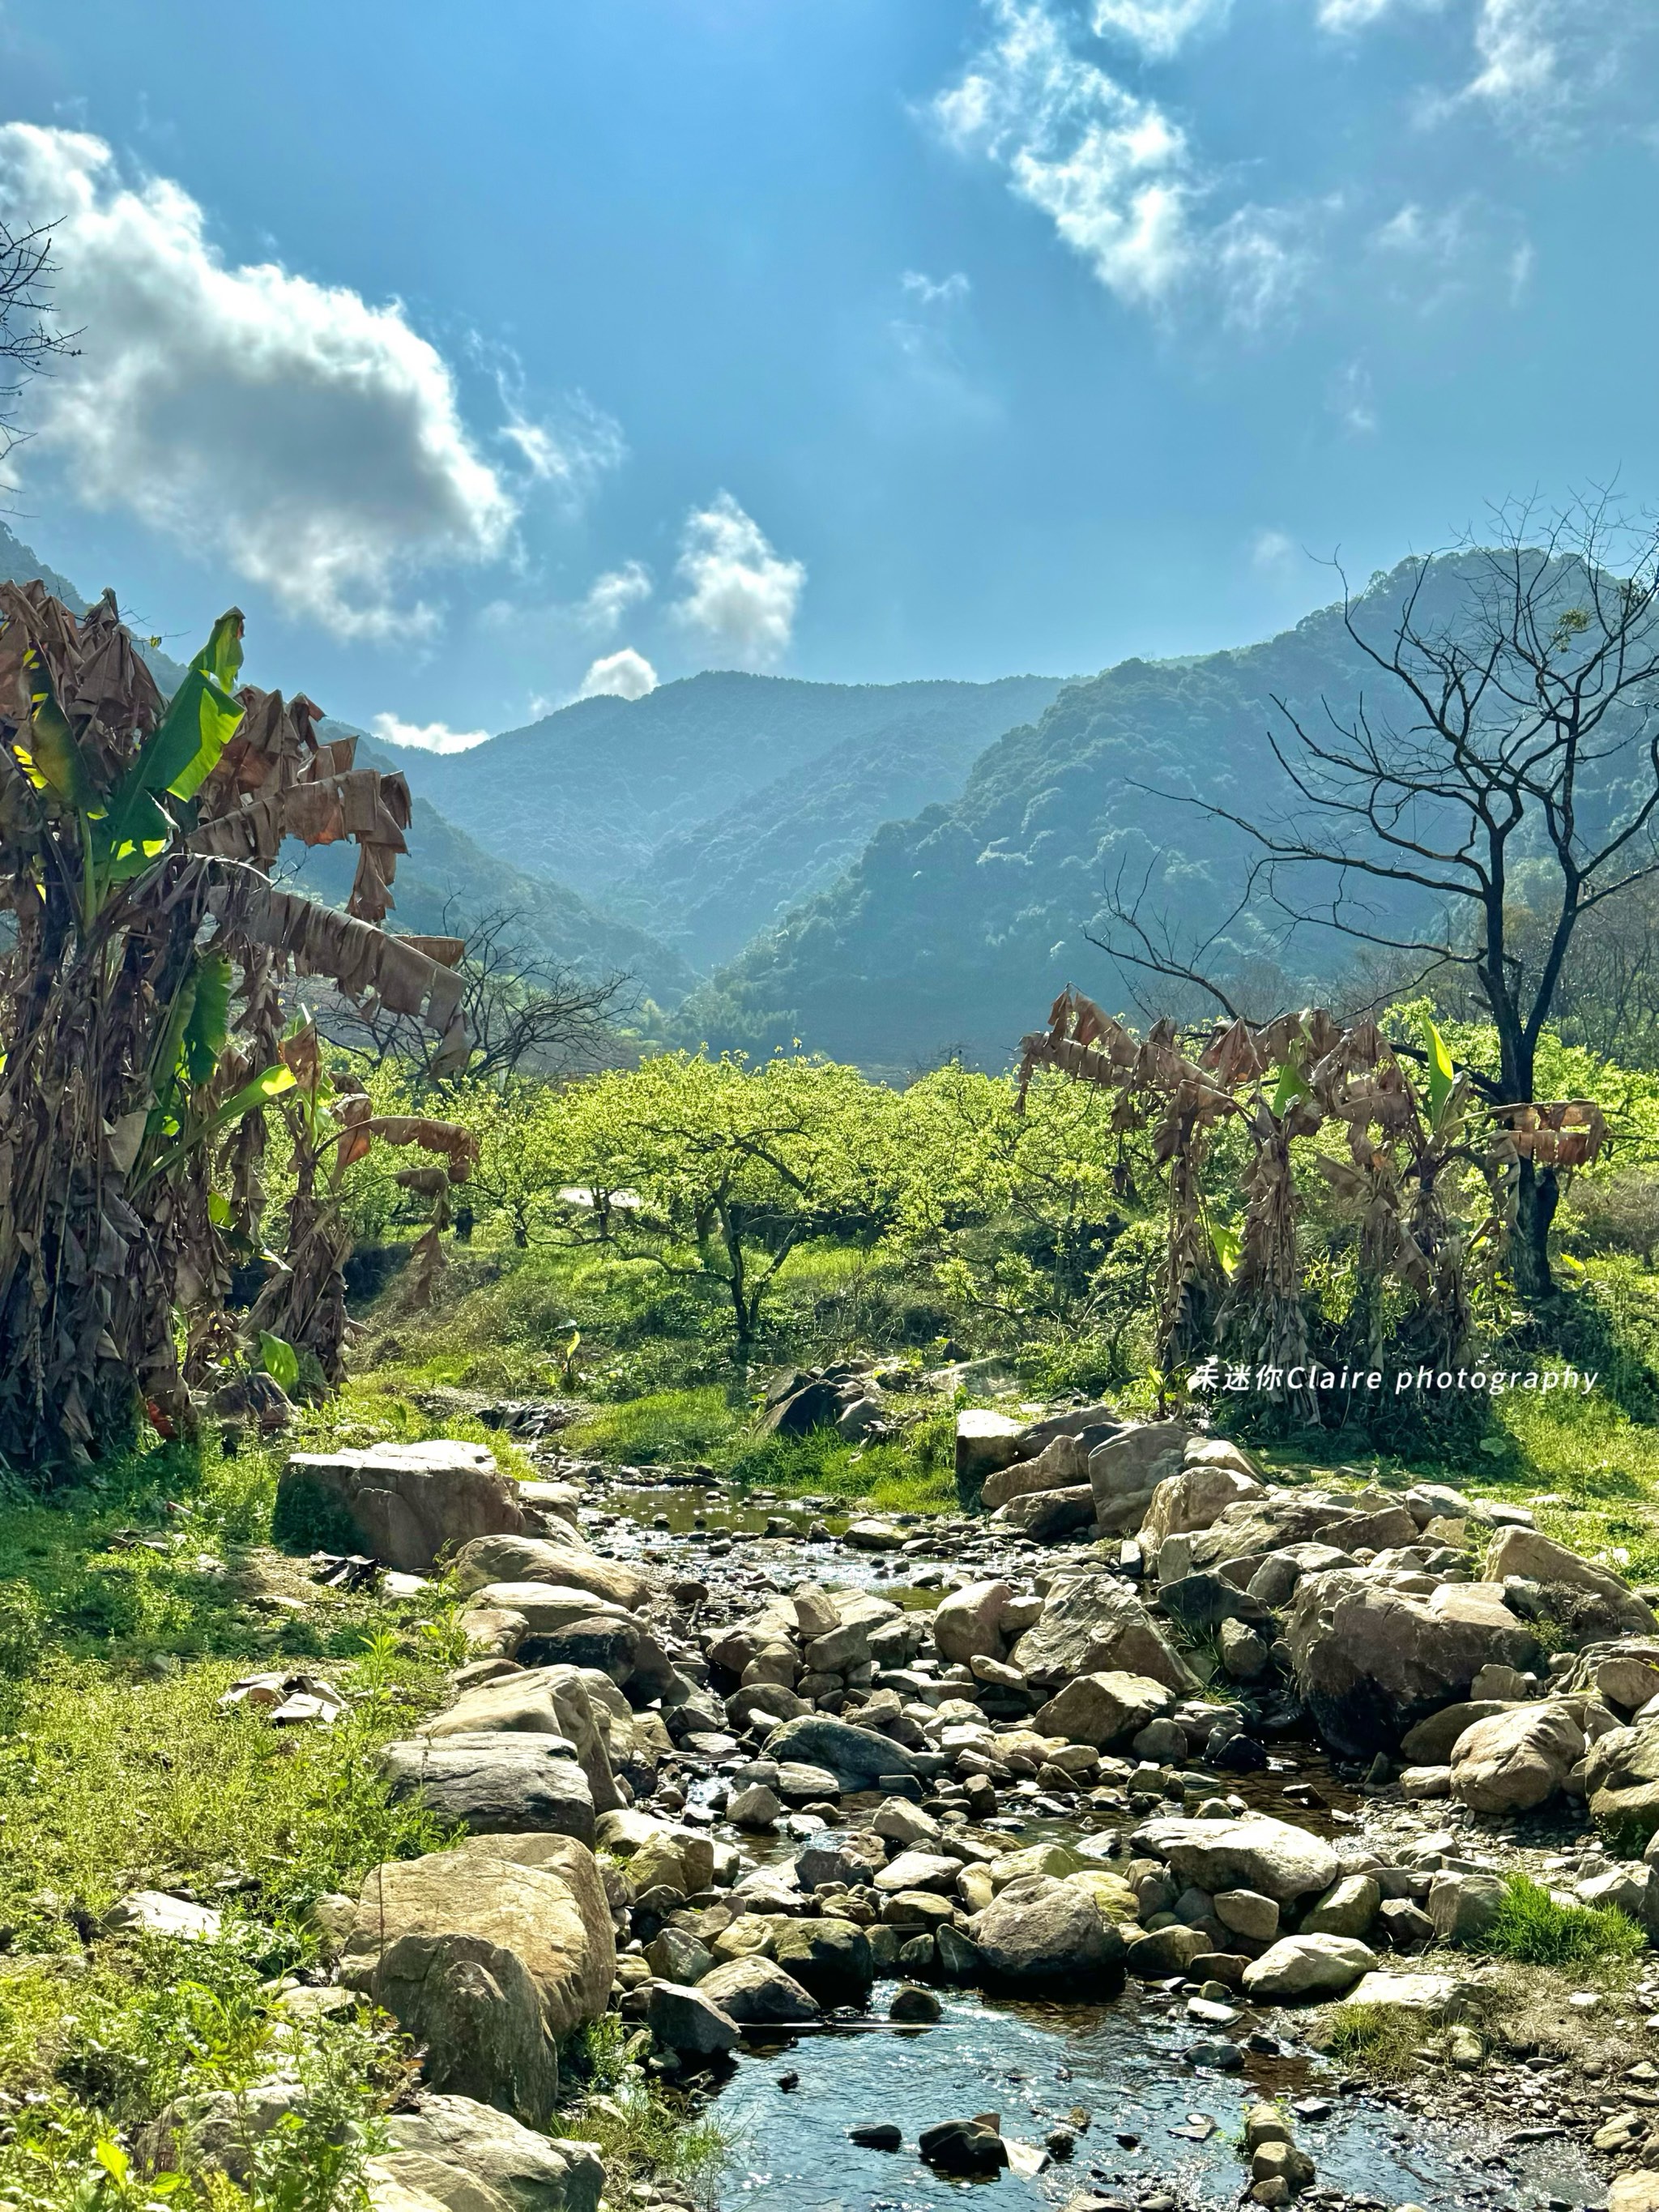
left=678, top=566, right=1456, bottom=1071
left=382, top=671, right=1064, bottom=909
left=606, top=678, right=1063, bottom=965
left=0, top=525, right=691, bottom=1006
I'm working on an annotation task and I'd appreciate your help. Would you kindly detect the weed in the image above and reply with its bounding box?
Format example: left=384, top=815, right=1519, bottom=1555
left=1473, top=1875, right=1645, bottom=1971
left=1320, top=2001, right=1437, bottom=2080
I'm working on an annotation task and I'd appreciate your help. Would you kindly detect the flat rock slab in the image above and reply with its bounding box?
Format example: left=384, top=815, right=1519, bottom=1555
left=1132, top=1814, right=1339, bottom=1902
left=381, top=1736, right=595, bottom=1843
left=277, top=1441, right=523, bottom=1573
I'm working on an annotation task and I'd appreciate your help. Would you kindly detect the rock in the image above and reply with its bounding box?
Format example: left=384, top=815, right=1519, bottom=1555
left=1344, top=1969, right=1462, bottom=2013
left=1449, top=1702, right=1585, bottom=1813
left=1400, top=1765, right=1451, bottom=1800
left=918, top=2119, right=1008, bottom=2176
left=1427, top=1871, right=1507, bottom=1945
left=1299, top=1875, right=1380, bottom=1939
left=1034, top=1671, right=1175, bottom=1748
left=844, top=1519, right=906, bottom=1552
left=890, top=1984, right=942, bottom=2022
left=1157, top=1573, right=1273, bottom=1637
left=1609, top=2176, right=1659, bottom=2212
left=770, top=1917, right=873, bottom=2005
left=1012, top=1574, right=1195, bottom=1693
left=1132, top=1815, right=1338, bottom=1902
left=373, top=2095, right=604, bottom=2212
left=1397, top=1700, right=1515, bottom=1765
left=1065, top=1868, right=1139, bottom=1924
left=982, top=1437, right=1089, bottom=1511
left=1141, top=1461, right=1266, bottom=1549
left=876, top=1851, right=962, bottom=1895
left=956, top=1409, right=1026, bottom=1499
left=452, top=1538, right=653, bottom=1614
left=1585, top=1716, right=1659, bottom=1843
left=932, top=1580, right=1012, bottom=1664
left=847, top=2120, right=904, bottom=2150
left=277, top=1441, right=524, bottom=1573
left=463, top=1585, right=632, bottom=1640
left=1486, top=1527, right=1659, bottom=1633
left=1124, top=1924, right=1212, bottom=1977
left=1284, top=1570, right=1542, bottom=1757
left=872, top=1796, right=940, bottom=1846
left=1469, top=1662, right=1532, bottom=1700
left=970, top=1876, right=1122, bottom=1984
left=761, top=1715, right=918, bottom=1790
left=1241, top=1935, right=1375, bottom=2001
left=646, top=1982, right=740, bottom=2058
left=1219, top=1619, right=1269, bottom=1681
left=104, top=1890, right=222, bottom=1941
left=1214, top=1889, right=1279, bottom=1942
left=1377, top=1899, right=1435, bottom=1949
left=421, top=1668, right=621, bottom=1813
left=1086, top=1423, right=1190, bottom=1514
left=993, top=1485, right=1097, bottom=1541
left=697, top=1958, right=821, bottom=2024
left=339, top=1838, right=613, bottom=2125
left=646, top=1926, right=714, bottom=1984
left=380, top=1738, right=595, bottom=1844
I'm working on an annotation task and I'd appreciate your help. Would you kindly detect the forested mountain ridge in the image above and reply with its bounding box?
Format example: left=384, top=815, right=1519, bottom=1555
left=383, top=670, right=1064, bottom=933
left=676, top=563, right=1477, bottom=1071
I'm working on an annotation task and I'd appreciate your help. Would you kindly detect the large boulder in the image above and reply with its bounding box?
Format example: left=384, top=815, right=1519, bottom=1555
left=1397, top=1699, right=1516, bottom=1766
left=1586, top=1715, right=1659, bottom=1845
left=769, top=1917, right=874, bottom=2004
left=932, top=1581, right=1012, bottom=1665
left=982, top=1434, right=1088, bottom=1510
left=991, top=1485, right=1096, bottom=1541
left=421, top=1668, right=622, bottom=1813
left=1486, top=1527, right=1659, bottom=1636
left=697, top=1957, right=821, bottom=2024
left=1449, top=1702, right=1586, bottom=1813
left=1241, top=1935, right=1375, bottom=2002
left=452, top=1538, right=654, bottom=1614
left=1011, top=1573, right=1195, bottom=1693
left=760, top=1715, right=918, bottom=1789
left=380, top=1736, right=596, bottom=1843
left=1034, top=1672, right=1175, bottom=1749
left=338, top=1838, right=613, bottom=2124
left=1284, top=1570, right=1542, bottom=1757
left=1188, top=1492, right=1418, bottom=1576
left=968, top=1874, right=1124, bottom=1985
left=1087, top=1423, right=1189, bottom=1515
left=1131, top=1814, right=1338, bottom=1902
left=373, top=2095, right=604, bottom=2212
left=1141, top=1460, right=1265, bottom=1550
left=276, top=1442, right=523, bottom=1573
left=955, top=1410, right=1024, bottom=1502
left=464, top=1586, right=633, bottom=1638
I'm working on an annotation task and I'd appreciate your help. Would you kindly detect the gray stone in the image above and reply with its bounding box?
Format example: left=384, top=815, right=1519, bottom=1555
left=374, top=2095, right=604, bottom=2212
left=380, top=1737, right=595, bottom=1843
left=1397, top=1700, right=1515, bottom=1765
left=278, top=1441, right=524, bottom=1574
left=970, top=1876, right=1123, bottom=1984
left=452, top=1537, right=653, bottom=1614
left=104, top=1890, right=222, bottom=1941
left=932, top=1581, right=1012, bottom=1665
left=1132, top=1815, right=1339, bottom=1902
left=697, top=1957, right=821, bottom=2024
left=1033, top=1671, right=1174, bottom=1749
left=1012, top=1573, right=1195, bottom=1693
left=1241, top=1935, right=1375, bottom=2001
left=992, top=1485, right=1098, bottom=1541
left=646, top=1981, right=740, bottom=2057
left=1300, top=1875, right=1380, bottom=1939
left=761, top=1715, right=918, bottom=1789
left=1427, top=1870, right=1507, bottom=1945
left=1449, top=1702, right=1585, bottom=1813
left=1486, top=1528, right=1659, bottom=1635
left=1213, top=1889, right=1278, bottom=1942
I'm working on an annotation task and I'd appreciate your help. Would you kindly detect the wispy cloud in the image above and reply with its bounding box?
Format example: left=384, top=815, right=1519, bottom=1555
left=372, top=712, right=492, bottom=754
left=929, top=1, right=1313, bottom=329
left=577, top=561, right=653, bottom=634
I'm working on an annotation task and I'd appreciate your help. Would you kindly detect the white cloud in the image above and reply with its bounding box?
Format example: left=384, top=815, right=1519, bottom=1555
left=1464, top=0, right=1563, bottom=108
left=371, top=712, right=492, bottom=754
left=1090, top=0, right=1231, bottom=58
left=0, top=125, right=615, bottom=642
left=672, top=493, right=805, bottom=667
left=1250, top=527, right=1297, bottom=570
left=1315, top=0, right=1396, bottom=27
left=901, top=270, right=972, bottom=307
left=934, top=2, right=1198, bottom=306
left=578, top=647, right=658, bottom=701
left=1317, top=0, right=1648, bottom=122
left=930, top=2, right=1315, bottom=327
left=497, top=382, right=626, bottom=501
left=578, top=561, right=653, bottom=634
left=1330, top=359, right=1379, bottom=435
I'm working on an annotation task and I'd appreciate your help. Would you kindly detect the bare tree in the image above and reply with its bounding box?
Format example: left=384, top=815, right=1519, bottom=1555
left=1, top=219, right=78, bottom=463
left=318, top=899, right=629, bottom=1087
left=1096, top=497, right=1659, bottom=1299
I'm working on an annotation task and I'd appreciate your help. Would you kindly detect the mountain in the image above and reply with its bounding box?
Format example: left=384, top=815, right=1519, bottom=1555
left=0, top=524, right=692, bottom=1006
left=379, top=672, right=1064, bottom=950
left=677, top=566, right=1465, bottom=1074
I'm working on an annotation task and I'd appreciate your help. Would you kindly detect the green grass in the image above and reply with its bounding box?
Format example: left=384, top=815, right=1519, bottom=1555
left=1320, top=2001, right=1441, bottom=2079
left=558, top=2018, right=729, bottom=2209
left=560, top=1386, right=744, bottom=1467
left=1471, top=1875, right=1646, bottom=1971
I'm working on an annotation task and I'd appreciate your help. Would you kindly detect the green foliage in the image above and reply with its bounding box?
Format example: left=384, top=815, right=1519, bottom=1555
left=1473, top=1876, right=1645, bottom=1969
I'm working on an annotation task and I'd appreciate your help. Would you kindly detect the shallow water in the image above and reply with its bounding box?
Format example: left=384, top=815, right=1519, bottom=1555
left=587, top=1482, right=953, bottom=1599
left=710, top=1989, right=1603, bottom=2211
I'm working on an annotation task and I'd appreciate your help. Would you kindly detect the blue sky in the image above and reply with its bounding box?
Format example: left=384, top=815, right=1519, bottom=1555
left=1, top=0, right=1656, bottom=747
